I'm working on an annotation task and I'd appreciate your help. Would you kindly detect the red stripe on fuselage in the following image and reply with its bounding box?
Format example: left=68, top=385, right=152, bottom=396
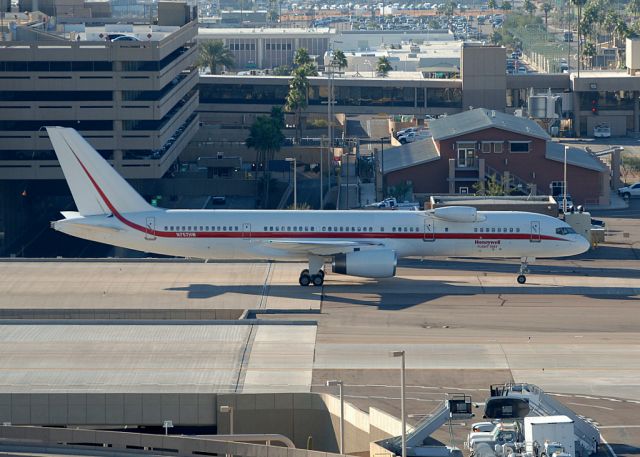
left=69, top=152, right=568, bottom=243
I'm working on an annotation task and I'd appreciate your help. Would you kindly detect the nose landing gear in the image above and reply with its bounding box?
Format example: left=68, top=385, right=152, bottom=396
left=517, top=257, right=533, bottom=284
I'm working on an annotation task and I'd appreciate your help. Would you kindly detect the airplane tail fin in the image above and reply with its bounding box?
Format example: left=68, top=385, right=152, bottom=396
left=47, top=127, right=157, bottom=216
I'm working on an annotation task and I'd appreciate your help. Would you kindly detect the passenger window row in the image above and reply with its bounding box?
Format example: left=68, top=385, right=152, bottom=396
left=264, top=226, right=315, bottom=231
left=163, top=226, right=240, bottom=231
left=474, top=227, right=521, bottom=233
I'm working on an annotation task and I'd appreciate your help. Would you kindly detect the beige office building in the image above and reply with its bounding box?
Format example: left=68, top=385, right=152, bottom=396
left=0, top=17, right=199, bottom=180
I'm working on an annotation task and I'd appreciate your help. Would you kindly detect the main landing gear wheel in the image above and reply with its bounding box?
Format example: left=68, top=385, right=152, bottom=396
left=311, top=274, right=324, bottom=286
left=517, top=275, right=527, bottom=284
left=299, top=272, right=311, bottom=286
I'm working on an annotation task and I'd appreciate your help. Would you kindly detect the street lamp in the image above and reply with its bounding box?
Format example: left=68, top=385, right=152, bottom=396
left=286, top=157, right=297, bottom=209
left=219, top=405, right=234, bottom=435
left=326, top=380, right=345, bottom=454
left=390, top=350, right=406, bottom=457
left=563, top=146, right=568, bottom=213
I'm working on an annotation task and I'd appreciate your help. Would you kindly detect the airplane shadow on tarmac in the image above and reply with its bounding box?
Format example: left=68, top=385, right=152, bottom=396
left=402, top=254, right=640, bottom=279
left=166, top=273, right=640, bottom=311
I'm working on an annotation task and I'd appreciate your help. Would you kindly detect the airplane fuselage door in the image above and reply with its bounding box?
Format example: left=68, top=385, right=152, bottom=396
left=242, top=223, right=251, bottom=240
left=145, top=217, right=156, bottom=241
left=530, top=220, right=541, bottom=242
left=424, top=219, right=435, bottom=241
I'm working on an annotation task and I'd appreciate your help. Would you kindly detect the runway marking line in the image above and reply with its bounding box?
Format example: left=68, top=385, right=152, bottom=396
left=566, top=402, right=614, bottom=411
left=599, top=425, right=640, bottom=429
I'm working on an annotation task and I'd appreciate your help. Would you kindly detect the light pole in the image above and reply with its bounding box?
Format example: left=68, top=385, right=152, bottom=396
left=326, top=380, right=345, bottom=454
left=320, top=135, right=325, bottom=209
left=563, top=145, right=568, bottom=213
left=220, top=405, right=234, bottom=435
left=286, top=157, right=297, bottom=209
left=390, top=350, right=406, bottom=457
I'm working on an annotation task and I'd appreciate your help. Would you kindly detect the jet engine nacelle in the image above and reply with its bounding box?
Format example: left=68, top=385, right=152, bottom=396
left=432, top=206, right=486, bottom=223
left=332, top=249, right=397, bottom=278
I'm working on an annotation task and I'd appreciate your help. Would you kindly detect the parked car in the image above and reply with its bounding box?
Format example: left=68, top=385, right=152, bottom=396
left=618, top=182, right=640, bottom=198
left=397, top=127, right=418, bottom=136
left=593, top=123, right=611, bottom=138
left=556, top=194, right=574, bottom=213
left=397, top=131, right=416, bottom=144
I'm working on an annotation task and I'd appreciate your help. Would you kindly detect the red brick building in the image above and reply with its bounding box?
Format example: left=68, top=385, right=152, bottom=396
left=384, top=109, right=610, bottom=206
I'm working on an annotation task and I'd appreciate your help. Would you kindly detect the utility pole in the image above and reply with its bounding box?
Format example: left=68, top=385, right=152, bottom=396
left=327, top=62, right=335, bottom=202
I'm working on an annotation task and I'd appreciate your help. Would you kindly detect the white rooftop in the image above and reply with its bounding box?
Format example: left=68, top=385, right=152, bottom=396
left=525, top=415, right=574, bottom=424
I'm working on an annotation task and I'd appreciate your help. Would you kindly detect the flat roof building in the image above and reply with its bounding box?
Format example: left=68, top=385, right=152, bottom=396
left=0, top=18, right=199, bottom=181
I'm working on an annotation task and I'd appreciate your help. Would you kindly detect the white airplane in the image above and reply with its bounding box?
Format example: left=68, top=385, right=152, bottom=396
left=47, top=127, right=590, bottom=286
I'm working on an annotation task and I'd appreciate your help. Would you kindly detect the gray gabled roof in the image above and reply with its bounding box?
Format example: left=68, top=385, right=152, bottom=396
left=429, top=108, right=551, bottom=141
left=545, top=142, right=608, bottom=172
left=383, top=137, right=440, bottom=174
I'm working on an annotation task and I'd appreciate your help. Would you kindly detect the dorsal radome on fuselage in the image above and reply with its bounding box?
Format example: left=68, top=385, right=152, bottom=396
left=47, top=127, right=158, bottom=217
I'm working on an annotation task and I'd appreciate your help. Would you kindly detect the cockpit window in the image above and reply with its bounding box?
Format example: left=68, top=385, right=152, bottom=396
left=556, top=227, right=576, bottom=235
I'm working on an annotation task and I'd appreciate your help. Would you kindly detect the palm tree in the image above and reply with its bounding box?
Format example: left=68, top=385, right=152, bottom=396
left=524, top=0, right=535, bottom=16
left=582, top=41, right=597, bottom=69
left=197, top=40, right=234, bottom=75
left=293, top=47, right=313, bottom=69
left=376, top=56, right=393, bottom=76
left=331, top=49, right=348, bottom=73
left=246, top=115, right=285, bottom=207
left=627, top=0, right=640, bottom=19
left=285, top=65, right=312, bottom=143
left=541, top=3, right=552, bottom=30
left=571, top=0, right=587, bottom=73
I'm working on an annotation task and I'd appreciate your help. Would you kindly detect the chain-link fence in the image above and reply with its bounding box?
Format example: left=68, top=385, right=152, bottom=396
left=515, top=25, right=571, bottom=73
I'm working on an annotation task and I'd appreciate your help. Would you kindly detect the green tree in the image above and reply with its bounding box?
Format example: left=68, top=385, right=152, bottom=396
left=501, top=1, right=512, bottom=11
left=197, top=40, right=234, bottom=75
left=488, top=0, right=497, bottom=10
left=571, top=0, right=588, bottom=72
left=541, top=3, right=552, bottom=30
left=627, top=0, right=640, bottom=19
left=285, top=65, right=312, bottom=143
left=490, top=30, right=504, bottom=45
left=245, top=115, right=285, bottom=207
left=582, top=40, right=597, bottom=68
left=293, top=47, right=313, bottom=69
left=270, top=106, right=285, bottom=130
left=473, top=174, right=508, bottom=196
left=330, top=49, right=348, bottom=72
left=524, top=0, right=535, bottom=15
left=376, top=56, right=393, bottom=76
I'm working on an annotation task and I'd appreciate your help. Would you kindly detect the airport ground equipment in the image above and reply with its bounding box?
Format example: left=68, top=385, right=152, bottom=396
left=468, top=422, right=521, bottom=456
left=485, top=384, right=598, bottom=457
left=381, top=394, right=472, bottom=456
left=525, top=416, right=575, bottom=457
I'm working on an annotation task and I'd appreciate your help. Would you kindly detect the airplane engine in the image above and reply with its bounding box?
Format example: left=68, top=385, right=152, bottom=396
left=332, top=249, right=397, bottom=278
left=433, top=206, right=485, bottom=223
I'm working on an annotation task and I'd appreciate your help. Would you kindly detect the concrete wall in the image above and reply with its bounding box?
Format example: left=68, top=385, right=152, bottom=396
left=321, top=393, right=370, bottom=455
left=461, top=44, right=506, bottom=112
left=0, top=425, right=347, bottom=457
left=0, top=393, right=218, bottom=426
left=0, top=392, right=400, bottom=456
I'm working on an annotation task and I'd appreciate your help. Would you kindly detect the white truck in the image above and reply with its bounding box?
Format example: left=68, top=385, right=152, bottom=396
left=468, top=422, right=520, bottom=455
left=525, top=416, right=575, bottom=457
left=618, top=182, right=640, bottom=199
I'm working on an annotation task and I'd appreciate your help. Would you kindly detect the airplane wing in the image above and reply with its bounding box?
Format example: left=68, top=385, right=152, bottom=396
left=263, top=240, right=385, bottom=256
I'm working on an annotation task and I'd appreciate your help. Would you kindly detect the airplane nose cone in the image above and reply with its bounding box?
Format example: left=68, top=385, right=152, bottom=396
left=575, top=235, right=591, bottom=255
